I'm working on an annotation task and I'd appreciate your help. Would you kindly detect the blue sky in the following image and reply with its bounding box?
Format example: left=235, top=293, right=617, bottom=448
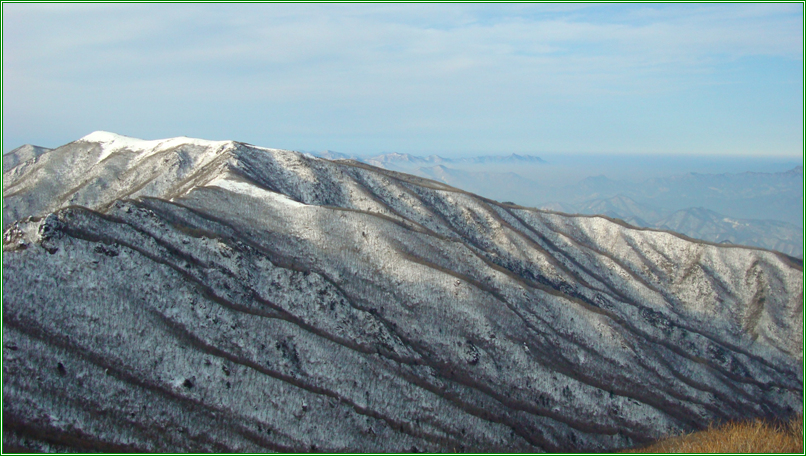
left=3, top=3, right=803, bottom=157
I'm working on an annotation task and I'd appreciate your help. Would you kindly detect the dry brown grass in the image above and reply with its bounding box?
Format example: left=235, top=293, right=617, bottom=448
left=622, top=415, right=803, bottom=454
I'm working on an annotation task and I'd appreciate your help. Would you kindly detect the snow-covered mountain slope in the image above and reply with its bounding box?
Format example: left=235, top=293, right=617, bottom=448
left=2, top=144, right=52, bottom=173
left=3, top=131, right=237, bottom=228
left=3, top=132, right=803, bottom=452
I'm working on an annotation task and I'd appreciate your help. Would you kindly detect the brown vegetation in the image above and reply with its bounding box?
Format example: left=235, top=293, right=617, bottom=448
left=622, top=415, right=803, bottom=454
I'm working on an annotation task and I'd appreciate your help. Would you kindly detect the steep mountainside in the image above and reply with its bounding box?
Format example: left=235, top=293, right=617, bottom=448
left=3, top=144, right=52, bottom=173
left=3, top=132, right=803, bottom=453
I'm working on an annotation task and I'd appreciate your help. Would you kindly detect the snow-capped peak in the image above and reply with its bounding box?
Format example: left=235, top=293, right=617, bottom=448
left=79, top=131, right=234, bottom=164
left=79, top=131, right=145, bottom=149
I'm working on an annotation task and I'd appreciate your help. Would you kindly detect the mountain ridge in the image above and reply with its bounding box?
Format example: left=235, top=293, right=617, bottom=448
left=3, top=132, right=802, bottom=453
left=2, top=143, right=52, bottom=173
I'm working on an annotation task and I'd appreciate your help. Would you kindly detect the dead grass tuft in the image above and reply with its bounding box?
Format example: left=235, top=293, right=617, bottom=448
left=622, top=415, right=803, bottom=454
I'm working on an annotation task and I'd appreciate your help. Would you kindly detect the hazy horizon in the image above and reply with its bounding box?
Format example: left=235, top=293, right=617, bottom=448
left=4, top=130, right=801, bottom=188
left=5, top=130, right=801, bottom=182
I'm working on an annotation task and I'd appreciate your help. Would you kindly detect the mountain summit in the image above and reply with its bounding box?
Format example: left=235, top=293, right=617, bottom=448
left=2, top=143, right=51, bottom=173
left=3, top=133, right=802, bottom=452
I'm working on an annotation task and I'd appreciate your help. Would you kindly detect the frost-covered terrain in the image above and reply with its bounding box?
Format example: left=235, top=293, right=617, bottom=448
left=2, top=144, right=51, bottom=173
left=3, top=132, right=803, bottom=452
left=328, top=150, right=802, bottom=255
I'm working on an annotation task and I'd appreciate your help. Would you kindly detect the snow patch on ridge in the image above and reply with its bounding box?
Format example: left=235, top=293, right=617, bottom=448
left=79, top=131, right=233, bottom=164
left=206, top=176, right=307, bottom=208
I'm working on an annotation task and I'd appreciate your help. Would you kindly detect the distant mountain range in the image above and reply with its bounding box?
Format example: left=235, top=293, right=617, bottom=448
left=305, top=150, right=547, bottom=167
left=657, top=207, right=802, bottom=256
left=568, top=168, right=803, bottom=226
left=539, top=195, right=803, bottom=258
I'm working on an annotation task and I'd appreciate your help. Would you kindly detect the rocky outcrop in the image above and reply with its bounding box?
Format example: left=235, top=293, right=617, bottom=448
left=3, top=132, right=803, bottom=452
